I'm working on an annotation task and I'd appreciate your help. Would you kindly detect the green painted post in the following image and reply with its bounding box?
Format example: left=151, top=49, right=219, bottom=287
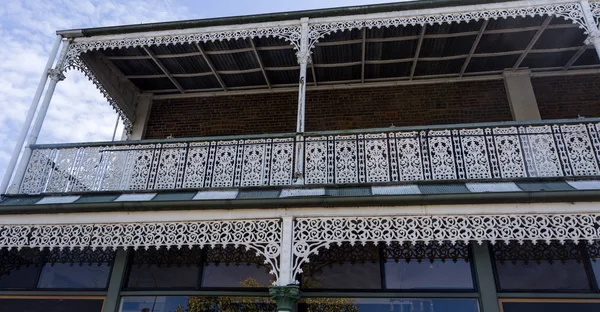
left=103, top=249, right=129, bottom=312
left=472, top=242, right=500, bottom=312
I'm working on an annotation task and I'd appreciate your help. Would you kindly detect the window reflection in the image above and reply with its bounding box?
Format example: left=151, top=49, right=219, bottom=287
left=120, top=296, right=276, bottom=312
left=0, top=248, right=42, bottom=289
left=0, top=298, right=104, bottom=312
left=501, top=300, right=600, bottom=312
left=126, top=247, right=202, bottom=289
left=301, top=243, right=382, bottom=289
left=201, top=246, right=273, bottom=288
left=384, top=242, right=473, bottom=290
left=37, top=263, right=111, bottom=288
left=492, top=242, right=591, bottom=291
left=298, top=298, right=479, bottom=312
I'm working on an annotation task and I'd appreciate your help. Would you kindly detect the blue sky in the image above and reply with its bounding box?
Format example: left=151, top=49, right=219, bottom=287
left=0, top=0, right=404, bottom=189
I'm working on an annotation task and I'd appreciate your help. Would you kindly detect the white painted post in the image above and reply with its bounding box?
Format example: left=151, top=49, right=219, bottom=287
left=294, top=18, right=310, bottom=184
left=9, top=40, right=70, bottom=192
left=503, top=70, right=541, bottom=121
left=128, top=93, right=153, bottom=141
left=0, top=35, right=62, bottom=195
left=581, top=0, right=600, bottom=59
left=278, top=216, right=295, bottom=286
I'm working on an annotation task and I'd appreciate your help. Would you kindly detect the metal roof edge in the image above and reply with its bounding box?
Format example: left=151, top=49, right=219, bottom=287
left=1, top=190, right=599, bottom=215
left=57, top=0, right=515, bottom=38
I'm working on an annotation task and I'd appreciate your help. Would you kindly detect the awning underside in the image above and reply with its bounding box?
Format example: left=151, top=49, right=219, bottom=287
left=93, top=15, right=600, bottom=95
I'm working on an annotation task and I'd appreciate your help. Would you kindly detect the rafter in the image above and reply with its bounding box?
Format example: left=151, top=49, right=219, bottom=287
left=142, top=47, right=185, bottom=94
left=194, top=42, right=227, bottom=91
left=563, top=45, right=588, bottom=70
left=248, top=38, right=271, bottom=89
left=410, top=25, right=426, bottom=80
left=460, top=20, right=488, bottom=77
left=512, top=16, right=552, bottom=70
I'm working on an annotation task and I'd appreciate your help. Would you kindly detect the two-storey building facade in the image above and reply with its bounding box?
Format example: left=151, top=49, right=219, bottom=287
left=2, top=0, right=600, bottom=311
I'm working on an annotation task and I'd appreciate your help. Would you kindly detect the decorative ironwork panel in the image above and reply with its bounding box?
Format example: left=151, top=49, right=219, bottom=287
left=522, top=125, right=562, bottom=177
left=0, top=219, right=282, bottom=280
left=269, top=138, right=294, bottom=185
left=240, top=140, right=268, bottom=187
left=153, top=143, right=188, bottom=190
left=211, top=141, right=239, bottom=188
left=70, top=147, right=103, bottom=192
left=182, top=142, right=211, bottom=189
left=127, top=144, right=159, bottom=190
left=44, top=148, right=79, bottom=193
left=364, top=133, right=391, bottom=182
left=492, top=241, right=584, bottom=264
left=427, top=130, right=457, bottom=180
left=291, top=214, right=600, bottom=283
left=492, top=127, right=527, bottom=178
left=384, top=242, right=470, bottom=263
left=20, top=149, right=56, bottom=194
left=394, top=131, right=424, bottom=181
left=304, top=136, right=329, bottom=184
left=459, top=129, right=491, bottom=179
left=334, top=135, right=358, bottom=184
left=560, top=124, right=599, bottom=176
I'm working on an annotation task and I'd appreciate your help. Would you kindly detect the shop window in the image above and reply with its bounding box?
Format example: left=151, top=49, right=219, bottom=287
left=0, top=248, right=114, bottom=290
left=384, top=242, right=474, bottom=290
left=201, top=246, right=273, bottom=288
left=126, top=247, right=203, bottom=289
left=588, top=241, right=600, bottom=287
left=125, top=246, right=274, bottom=290
left=0, top=297, right=104, bottom=312
left=120, top=296, right=276, bottom=312
left=500, top=299, right=600, bottom=312
left=301, top=243, right=382, bottom=290
left=492, top=242, right=592, bottom=291
left=297, top=298, right=480, bottom=312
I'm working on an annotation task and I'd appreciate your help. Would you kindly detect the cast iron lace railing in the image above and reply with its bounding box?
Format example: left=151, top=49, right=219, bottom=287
left=15, top=119, right=600, bottom=194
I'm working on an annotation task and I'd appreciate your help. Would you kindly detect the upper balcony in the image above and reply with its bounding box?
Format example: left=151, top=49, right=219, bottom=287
left=14, top=118, right=600, bottom=195
left=3, top=0, right=600, bottom=197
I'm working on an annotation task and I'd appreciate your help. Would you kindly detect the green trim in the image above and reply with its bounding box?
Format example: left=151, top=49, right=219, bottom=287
left=472, top=243, right=500, bottom=312
left=58, top=0, right=518, bottom=37
left=119, top=290, right=271, bottom=296
left=102, top=249, right=128, bottom=312
left=0, top=291, right=106, bottom=296
left=2, top=190, right=600, bottom=215
left=300, top=292, right=478, bottom=298
left=270, top=285, right=301, bottom=312
left=497, top=293, right=600, bottom=299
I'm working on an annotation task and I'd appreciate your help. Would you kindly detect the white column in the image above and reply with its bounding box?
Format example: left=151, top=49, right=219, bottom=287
left=128, top=93, right=153, bottom=140
left=278, top=216, right=295, bottom=286
left=503, top=70, right=541, bottom=121
left=0, top=36, right=62, bottom=195
left=9, top=40, right=70, bottom=192
left=580, top=0, right=600, bottom=59
left=293, top=18, right=310, bottom=184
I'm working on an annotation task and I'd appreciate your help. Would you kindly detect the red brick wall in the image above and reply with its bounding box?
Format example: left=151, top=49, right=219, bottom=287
left=532, top=74, right=600, bottom=120
left=144, top=80, right=513, bottom=139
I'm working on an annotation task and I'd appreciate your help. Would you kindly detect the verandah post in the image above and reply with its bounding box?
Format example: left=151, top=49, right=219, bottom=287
left=293, top=18, right=310, bottom=185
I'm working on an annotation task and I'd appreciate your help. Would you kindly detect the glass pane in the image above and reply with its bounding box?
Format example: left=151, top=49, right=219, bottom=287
left=201, top=246, right=273, bottom=288
left=37, top=263, right=111, bottom=288
left=301, top=243, right=381, bottom=289
left=0, top=298, right=104, bottom=312
left=492, top=242, right=591, bottom=291
left=588, top=241, right=600, bottom=286
left=120, top=296, right=276, bottom=312
left=126, top=247, right=202, bottom=289
left=0, top=248, right=42, bottom=289
left=501, top=301, right=600, bottom=312
left=385, top=260, right=473, bottom=289
left=298, top=298, right=479, bottom=312
left=591, top=260, right=600, bottom=287
left=384, top=242, right=473, bottom=290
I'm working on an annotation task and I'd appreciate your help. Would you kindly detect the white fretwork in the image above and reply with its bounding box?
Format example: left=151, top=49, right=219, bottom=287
left=0, top=219, right=282, bottom=281
left=290, top=214, right=600, bottom=283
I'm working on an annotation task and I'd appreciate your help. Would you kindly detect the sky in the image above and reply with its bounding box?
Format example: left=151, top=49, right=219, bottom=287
left=0, top=0, right=405, bottom=189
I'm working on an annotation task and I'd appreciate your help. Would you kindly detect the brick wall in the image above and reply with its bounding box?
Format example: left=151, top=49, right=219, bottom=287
left=532, top=74, right=600, bottom=120
left=144, top=80, right=513, bottom=139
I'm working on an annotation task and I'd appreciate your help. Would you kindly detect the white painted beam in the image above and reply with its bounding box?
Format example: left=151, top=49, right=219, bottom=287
left=143, top=47, right=185, bottom=94
left=503, top=69, right=541, bottom=121
left=194, top=42, right=227, bottom=91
